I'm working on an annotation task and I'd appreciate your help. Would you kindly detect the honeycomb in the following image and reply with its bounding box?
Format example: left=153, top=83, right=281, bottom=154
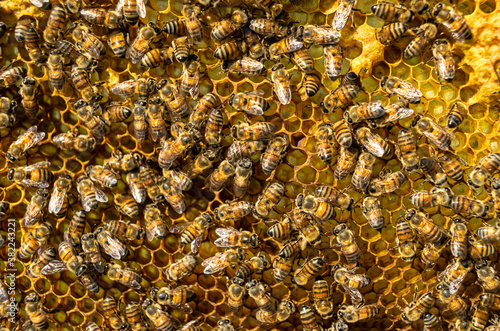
left=0, top=0, right=500, bottom=329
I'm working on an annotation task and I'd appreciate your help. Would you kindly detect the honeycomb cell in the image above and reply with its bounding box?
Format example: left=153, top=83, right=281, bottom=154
left=469, top=132, right=487, bottom=150
left=296, top=166, right=316, bottom=184
left=383, top=45, right=402, bottom=65
left=457, top=0, right=476, bottom=15
left=480, top=0, right=496, bottom=13
left=372, top=61, right=391, bottom=79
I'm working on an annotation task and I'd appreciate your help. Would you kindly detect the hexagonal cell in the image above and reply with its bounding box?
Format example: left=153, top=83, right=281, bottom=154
left=480, top=0, right=496, bottom=12
left=296, top=166, right=316, bottom=184
left=286, top=149, right=308, bottom=167
left=383, top=45, right=402, bottom=65
left=457, top=0, right=476, bottom=15
left=468, top=132, right=487, bottom=150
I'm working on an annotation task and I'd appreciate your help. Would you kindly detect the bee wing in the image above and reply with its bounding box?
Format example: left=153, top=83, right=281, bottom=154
left=23, top=161, right=51, bottom=171
left=146, top=220, right=165, bottom=242
left=274, top=79, right=292, bottom=105
left=284, top=39, right=304, bottom=54
left=169, top=303, right=193, bottom=314
left=41, top=260, right=68, bottom=275
left=189, top=71, right=200, bottom=99
left=202, top=253, right=227, bottom=274
left=23, top=203, right=43, bottom=227
left=169, top=222, right=190, bottom=234
left=103, top=236, right=127, bottom=259
left=435, top=52, right=447, bottom=78
left=342, top=284, right=363, bottom=303
left=332, top=1, right=352, bottom=31
left=93, top=186, right=108, bottom=203
left=136, top=0, right=147, bottom=18
left=238, top=58, right=265, bottom=72
left=190, top=233, right=204, bottom=254
left=110, top=80, right=138, bottom=95
left=180, top=321, right=198, bottom=331
left=22, top=131, right=45, bottom=153
left=362, top=134, right=385, bottom=158
left=82, top=198, right=92, bottom=212
left=129, top=181, right=146, bottom=204
left=48, top=186, right=67, bottom=214
left=385, top=107, right=413, bottom=123
left=393, top=81, right=423, bottom=98
left=21, top=179, right=50, bottom=188
left=93, top=259, right=104, bottom=274
left=115, top=0, right=124, bottom=14
left=249, top=90, right=265, bottom=97
left=29, top=0, right=50, bottom=8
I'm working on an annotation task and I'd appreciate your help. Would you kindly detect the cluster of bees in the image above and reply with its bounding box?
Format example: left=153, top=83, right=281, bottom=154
left=0, top=0, right=499, bottom=329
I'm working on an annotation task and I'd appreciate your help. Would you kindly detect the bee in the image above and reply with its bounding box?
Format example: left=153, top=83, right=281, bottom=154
left=95, top=228, right=129, bottom=260
left=27, top=247, right=56, bottom=278
left=19, top=231, right=41, bottom=260
left=71, top=65, right=102, bottom=104
left=23, top=27, right=47, bottom=65
left=268, top=215, right=294, bottom=240
left=469, top=238, right=496, bottom=260
left=101, top=296, right=127, bottom=330
left=211, top=9, right=248, bottom=42
left=105, top=151, right=141, bottom=173
left=124, top=173, right=145, bottom=205
left=181, top=5, right=203, bottom=43
left=324, top=45, right=343, bottom=81
left=369, top=99, right=413, bottom=128
left=79, top=268, right=99, bottom=294
left=157, top=81, right=191, bottom=118
left=229, top=90, right=269, bottom=116
left=231, top=122, right=275, bottom=142
left=0, top=102, right=15, bottom=129
left=132, top=100, right=148, bottom=143
left=419, top=157, right=447, bottom=186
left=444, top=102, right=468, bottom=131
left=476, top=263, right=500, bottom=292
left=188, top=93, right=219, bottom=129
left=362, top=197, right=384, bottom=231
left=376, top=22, right=409, bottom=45
left=287, top=215, right=320, bottom=252
left=0, top=66, right=27, bottom=88
left=6, top=125, right=45, bottom=162
left=268, top=36, right=304, bottom=60
left=136, top=166, right=160, bottom=203
left=247, top=279, right=276, bottom=314
left=81, top=233, right=104, bottom=273
left=409, top=187, right=452, bottom=209
left=401, top=292, right=435, bottom=323
left=452, top=319, right=472, bottom=331
left=450, top=196, right=489, bottom=217
left=48, top=173, right=72, bottom=218
left=296, top=193, right=336, bottom=223
left=321, top=85, right=360, bottom=113
left=380, top=76, right=422, bottom=103
left=231, top=158, right=252, bottom=198
left=333, top=265, right=371, bottom=304
left=355, top=127, right=391, bottom=158
left=432, top=39, right=455, bottom=83
left=15, top=17, right=36, bottom=43
left=162, top=18, right=187, bottom=35
left=423, top=313, right=443, bottom=331
left=150, top=285, right=195, bottom=314
left=471, top=304, right=489, bottom=331
left=352, top=152, right=376, bottom=192
left=164, top=255, right=197, bottom=281
left=125, top=302, right=148, bottom=331
left=334, top=224, right=361, bottom=265
left=145, top=99, right=166, bottom=143
left=368, top=170, right=406, bottom=196
left=8, top=161, right=54, bottom=188
left=57, top=39, right=81, bottom=61
left=371, top=2, right=413, bottom=22
left=214, top=227, right=260, bottom=249
left=436, top=285, right=467, bottom=319
left=253, top=180, right=286, bottom=218
left=140, top=47, right=174, bottom=68
left=42, top=240, right=85, bottom=276
left=75, top=101, right=110, bottom=141
left=249, top=18, right=291, bottom=38
left=114, top=194, right=140, bottom=218
left=300, top=25, right=341, bottom=45
left=404, top=23, right=438, bottom=59
left=43, top=4, right=66, bottom=48
left=21, top=188, right=49, bottom=228
left=25, top=293, right=50, bottom=331
left=86, top=165, right=119, bottom=189
left=249, top=43, right=267, bottom=60
left=65, top=209, right=86, bottom=245
left=106, top=262, right=142, bottom=290
left=170, top=211, right=214, bottom=253
left=405, top=209, right=447, bottom=244
left=107, top=30, right=128, bottom=58
left=182, top=148, right=218, bottom=179
left=259, top=134, right=288, bottom=176
left=300, top=305, right=322, bottom=331
left=338, top=304, right=380, bottom=324
left=299, top=73, right=321, bottom=99
left=469, top=153, right=500, bottom=188
left=105, top=220, right=144, bottom=241
left=222, top=57, right=266, bottom=75
left=315, top=186, right=353, bottom=211
left=432, top=3, right=472, bottom=42
left=335, top=146, right=359, bottom=180
left=270, top=63, right=292, bottom=105
left=161, top=182, right=186, bottom=214
left=314, top=123, right=334, bottom=164
left=227, top=140, right=266, bottom=161
left=71, top=23, right=105, bottom=59
left=333, top=0, right=357, bottom=30
left=437, top=152, right=464, bottom=182
left=81, top=8, right=124, bottom=29
left=439, top=258, right=472, bottom=294
left=273, top=252, right=296, bottom=282
left=163, top=169, right=193, bottom=192
left=345, top=101, right=385, bottom=124
left=291, top=48, right=313, bottom=73
left=138, top=204, right=165, bottom=242
left=181, top=57, right=201, bottom=99
left=202, top=248, right=244, bottom=274
left=215, top=201, right=253, bottom=222
left=116, top=0, right=146, bottom=25
left=111, top=77, right=156, bottom=100
left=311, top=279, right=334, bottom=319
left=216, top=319, right=235, bottom=331
left=172, top=36, right=192, bottom=63
left=47, top=50, right=64, bottom=91
left=159, top=132, right=194, bottom=169
left=236, top=254, right=269, bottom=280
left=128, top=23, right=160, bottom=64
left=420, top=242, right=444, bottom=268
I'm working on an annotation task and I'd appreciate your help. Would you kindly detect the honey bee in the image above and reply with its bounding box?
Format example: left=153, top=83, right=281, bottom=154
left=105, top=150, right=142, bottom=173
left=140, top=47, right=174, bottom=68
left=314, top=123, right=334, bottom=164
left=81, top=233, right=104, bottom=273
left=335, top=146, right=359, bottom=180
left=6, top=125, right=45, bottom=162
left=215, top=201, right=253, bottom=222
left=362, top=197, right=384, bottom=231
left=222, top=57, right=266, bottom=75
left=258, top=300, right=295, bottom=323
left=423, top=313, right=444, bottom=331
left=409, top=0, right=433, bottom=20
left=132, top=100, right=148, bottom=143
left=371, top=2, right=413, bottom=22
left=469, top=237, right=496, bottom=260
left=21, top=188, right=49, bottom=228
left=469, top=153, right=500, bottom=188
left=432, top=3, right=472, bottom=42
left=170, top=211, right=215, bottom=253
left=158, top=132, right=194, bottom=169
left=270, top=63, right=292, bottom=105
left=105, top=220, right=144, bottom=241
left=333, top=265, right=371, bottom=304
left=439, top=258, right=472, bottom=295
left=331, top=0, right=356, bottom=30
left=8, top=161, right=54, bottom=188
left=291, top=48, right=313, bottom=73
left=247, top=279, right=276, bottom=314
left=380, top=76, right=422, bottom=104
left=210, top=10, right=248, bottom=42
left=355, top=127, right=391, bottom=158
left=0, top=66, right=27, bottom=88
left=233, top=158, right=252, bottom=198
left=107, top=30, right=128, bottom=58
left=421, top=242, right=445, bottom=268
left=268, top=36, right=304, bottom=61
left=22, top=22, right=48, bottom=65
left=324, top=45, right=343, bottom=81
left=446, top=101, right=467, bottom=129
left=170, top=36, right=191, bottom=63
left=476, top=262, right=500, bottom=292
left=71, top=23, right=105, bottom=59
left=229, top=90, right=269, bottom=116
left=157, top=81, right=191, bottom=118
left=95, top=228, right=129, bottom=260
left=106, top=262, right=142, bottom=290
left=227, top=140, right=266, bottom=161
left=57, top=39, right=81, bottom=61
left=71, top=65, right=102, bottom=104
left=252, top=181, right=284, bottom=218
left=299, top=73, right=321, bottom=99
left=182, top=5, right=203, bottom=43
left=114, top=193, right=140, bottom=218
left=128, top=23, right=160, bottom=64
left=27, top=246, right=56, bottom=278
left=164, top=255, right=197, bottom=281
left=409, top=187, right=452, bottom=209
left=346, top=101, right=385, bottom=124
left=268, top=216, right=294, bottom=240
left=296, top=193, right=337, bottom=223
left=300, top=25, right=341, bottom=45
left=322, top=85, right=360, bottom=113
left=437, top=152, right=464, bottom=182
left=181, top=57, right=201, bottom=99
left=64, top=209, right=86, bottom=246
left=46, top=50, right=64, bottom=91
left=102, top=295, right=127, bottom=330
left=435, top=284, right=467, bottom=319
left=15, top=18, right=36, bottom=43
left=75, top=101, right=110, bottom=141
left=300, top=305, right=322, bottom=331
left=338, top=304, right=380, bottom=324
left=311, top=279, right=334, bottom=319
left=19, top=230, right=42, bottom=260
left=48, top=173, right=72, bottom=218
left=25, top=293, right=50, bottom=331
left=401, top=292, right=435, bottom=323
left=42, top=240, right=85, bottom=276
left=116, top=0, right=147, bottom=25
left=420, top=157, right=447, bottom=186
left=432, top=39, right=455, bottom=83
left=0, top=100, right=16, bottom=129
left=470, top=304, right=489, bottom=331
left=79, top=268, right=100, bottom=294
left=145, top=99, right=166, bottom=143
left=477, top=220, right=500, bottom=243
left=447, top=218, right=468, bottom=260
left=161, top=182, right=186, bottom=214
left=150, top=285, right=195, bottom=314
left=450, top=196, right=489, bottom=217
left=216, top=319, right=235, bottom=331
left=231, top=122, right=275, bottom=142
left=260, top=134, right=288, bottom=175
left=202, top=248, right=244, bottom=274
left=315, top=186, right=353, bottom=211
left=370, top=99, right=413, bottom=128
left=405, top=209, right=447, bottom=244
left=86, top=165, right=119, bottom=188
left=111, top=77, right=156, bottom=100
left=334, top=224, right=361, bottom=265
left=273, top=254, right=296, bottom=282
left=81, top=8, right=124, bottom=29
left=183, top=148, right=218, bottom=179
left=125, top=301, right=148, bottom=331
left=138, top=165, right=162, bottom=202
left=404, top=23, right=438, bottom=59
left=43, top=4, right=66, bottom=48
left=162, top=18, right=187, bottom=36
left=352, top=152, right=376, bottom=191
left=214, top=227, right=260, bottom=249
left=376, top=23, right=409, bottom=45
left=249, top=18, right=291, bottom=38
left=125, top=173, right=146, bottom=205
left=236, top=253, right=269, bottom=280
